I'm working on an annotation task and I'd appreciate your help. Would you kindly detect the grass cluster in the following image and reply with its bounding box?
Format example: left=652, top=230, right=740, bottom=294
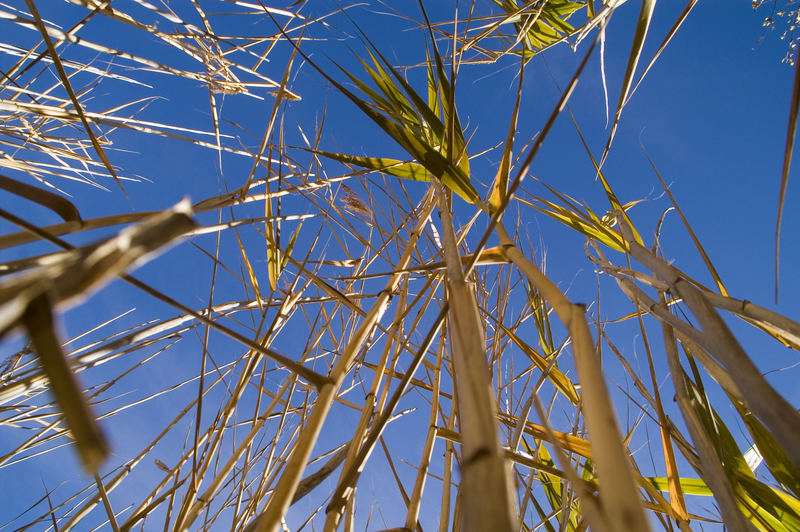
left=1, top=1, right=799, bottom=531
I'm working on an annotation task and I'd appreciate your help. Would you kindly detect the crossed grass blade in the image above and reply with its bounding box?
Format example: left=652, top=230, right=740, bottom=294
left=0, top=202, right=197, bottom=475
left=617, top=216, right=800, bottom=473
left=266, top=10, right=481, bottom=204
left=24, top=0, right=128, bottom=199
left=683, top=363, right=800, bottom=530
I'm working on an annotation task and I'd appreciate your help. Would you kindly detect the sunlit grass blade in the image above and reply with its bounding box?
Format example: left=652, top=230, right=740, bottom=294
left=331, top=58, right=480, bottom=202
left=24, top=0, right=128, bottom=199
left=248, top=190, right=437, bottom=530
left=436, top=185, right=516, bottom=532
left=702, top=290, right=800, bottom=350
left=731, top=398, right=800, bottom=499
left=517, top=195, right=627, bottom=251
left=234, top=230, right=263, bottom=312
left=489, top=56, right=524, bottom=212
left=521, top=439, right=581, bottom=530
left=496, top=222, right=650, bottom=532
left=302, top=149, right=442, bottom=188
left=685, top=367, right=800, bottom=530
left=626, top=0, right=698, bottom=103
left=0, top=202, right=197, bottom=335
left=493, top=0, right=586, bottom=59
left=599, top=0, right=656, bottom=168
left=660, top=320, right=753, bottom=531
left=618, top=216, right=800, bottom=472
left=568, top=109, right=643, bottom=245
left=643, top=144, right=728, bottom=296
left=265, top=16, right=480, bottom=203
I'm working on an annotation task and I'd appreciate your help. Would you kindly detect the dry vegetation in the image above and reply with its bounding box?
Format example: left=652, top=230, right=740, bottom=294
left=1, top=1, right=799, bottom=531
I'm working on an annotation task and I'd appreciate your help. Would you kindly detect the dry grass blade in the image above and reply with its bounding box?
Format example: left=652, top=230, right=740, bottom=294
left=626, top=0, right=698, bottom=103
left=20, top=293, right=109, bottom=474
left=567, top=109, right=643, bottom=245
left=495, top=320, right=579, bottom=404
left=291, top=444, right=349, bottom=505
left=0, top=201, right=196, bottom=337
left=661, top=319, right=756, bottom=532
left=23, top=0, right=128, bottom=199
left=247, top=189, right=436, bottom=531
left=702, top=290, right=800, bottom=349
left=617, top=215, right=800, bottom=472
left=489, top=55, right=524, bottom=212
left=775, top=47, right=800, bottom=300
left=321, top=305, right=447, bottom=531
left=322, top=276, right=413, bottom=529
left=461, top=22, right=603, bottom=282
left=404, top=336, right=443, bottom=530
left=0, top=181, right=311, bottom=251
left=2, top=2, right=798, bottom=530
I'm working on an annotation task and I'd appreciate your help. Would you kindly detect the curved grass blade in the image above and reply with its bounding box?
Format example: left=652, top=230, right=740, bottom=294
left=775, top=50, right=800, bottom=301
left=642, top=145, right=728, bottom=296
left=0, top=173, right=81, bottom=223
left=567, top=110, right=643, bottom=245
left=517, top=195, right=627, bottom=252
left=598, top=0, right=656, bottom=168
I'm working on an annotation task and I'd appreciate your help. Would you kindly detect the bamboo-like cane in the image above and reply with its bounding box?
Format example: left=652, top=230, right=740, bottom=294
left=496, top=222, right=651, bottom=532
left=436, top=185, right=516, bottom=532
left=404, top=335, right=444, bottom=530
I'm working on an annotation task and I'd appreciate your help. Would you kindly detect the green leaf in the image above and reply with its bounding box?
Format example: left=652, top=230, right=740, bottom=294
left=306, top=149, right=477, bottom=203
left=646, top=477, right=712, bottom=497
left=517, top=196, right=627, bottom=252
left=493, top=0, right=585, bottom=59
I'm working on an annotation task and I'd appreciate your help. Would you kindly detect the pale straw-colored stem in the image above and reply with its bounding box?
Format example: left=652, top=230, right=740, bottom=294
left=496, top=222, right=650, bottom=532
left=437, top=186, right=516, bottom=532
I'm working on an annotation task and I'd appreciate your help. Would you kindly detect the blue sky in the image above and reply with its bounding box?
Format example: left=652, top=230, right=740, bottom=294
left=1, top=1, right=799, bottom=530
